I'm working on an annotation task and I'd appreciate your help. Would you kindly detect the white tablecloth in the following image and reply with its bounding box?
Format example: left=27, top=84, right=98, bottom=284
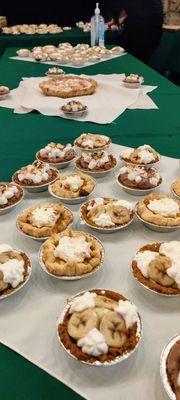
left=0, top=143, right=179, bottom=400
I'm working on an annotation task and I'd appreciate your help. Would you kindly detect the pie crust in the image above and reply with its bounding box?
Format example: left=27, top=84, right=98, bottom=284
left=58, top=289, right=140, bottom=364
left=136, top=193, right=180, bottom=227
left=0, top=250, right=31, bottom=297
left=39, top=76, right=97, bottom=98
left=172, top=179, right=180, bottom=198
left=17, top=203, right=73, bottom=238
left=0, top=182, right=24, bottom=209
left=50, top=173, right=95, bottom=199
left=132, top=243, right=180, bottom=295
left=41, top=230, right=103, bottom=276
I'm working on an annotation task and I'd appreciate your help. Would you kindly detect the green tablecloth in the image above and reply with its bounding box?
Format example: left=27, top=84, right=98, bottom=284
left=0, top=47, right=180, bottom=400
left=150, top=29, right=180, bottom=74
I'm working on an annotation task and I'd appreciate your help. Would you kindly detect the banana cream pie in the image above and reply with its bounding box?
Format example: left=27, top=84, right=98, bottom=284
left=121, top=145, right=160, bottom=166
left=50, top=172, right=95, bottom=199
left=61, top=100, right=87, bottom=114
left=58, top=289, right=141, bottom=364
left=74, top=133, right=111, bottom=150
left=41, top=230, right=103, bottom=277
left=0, top=244, right=31, bottom=297
left=132, top=241, right=180, bottom=295
left=39, top=76, right=97, bottom=98
left=166, top=339, right=180, bottom=399
left=172, top=179, right=180, bottom=199
left=0, top=182, right=23, bottom=209
left=123, top=74, right=144, bottom=85
left=36, top=142, right=76, bottom=165
left=13, top=160, right=58, bottom=187
left=17, top=203, right=73, bottom=238
left=76, top=151, right=117, bottom=173
left=118, top=165, right=162, bottom=190
left=136, top=193, right=180, bottom=227
left=80, top=197, right=133, bottom=229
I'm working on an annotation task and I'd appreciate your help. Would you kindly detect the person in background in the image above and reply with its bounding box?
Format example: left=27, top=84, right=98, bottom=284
left=107, top=0, right=163, bottom=63
left=163, top=0, right=180, bottom=25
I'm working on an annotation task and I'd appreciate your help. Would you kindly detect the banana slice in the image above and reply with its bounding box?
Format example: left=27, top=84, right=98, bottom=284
left=95, top=295, right=118, bottom=310
left=93, top=307, right=111, bottom=323
left=148, top=255, right=176, bottom=287
left=67, top=309, right=98, bottom=340
left=99, top=311, right=127, bottom=347
left=106, top=204, right=130, bottom=225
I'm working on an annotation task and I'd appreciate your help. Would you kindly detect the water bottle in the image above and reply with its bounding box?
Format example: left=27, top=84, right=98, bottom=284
left=91, top=3, right=105, bottom=47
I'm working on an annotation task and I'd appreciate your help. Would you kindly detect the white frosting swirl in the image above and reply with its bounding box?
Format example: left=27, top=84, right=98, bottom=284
left=69, top=291, right=97, bottom=313
left=77, top=328, right=108, bottom=356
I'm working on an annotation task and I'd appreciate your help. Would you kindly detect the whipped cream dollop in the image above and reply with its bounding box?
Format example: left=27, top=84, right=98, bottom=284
left=148, top=198, right=179, bottom=217
left=62, top=175, right=83, bottom=192
left=93, top=212, right=115, bottom=227
left=40, top=143, right=72, bottom=159
left=31, top=205, right=59, bottom=228
left=138, top=150, right=155, bottom=164
left=87, top=198, right=104, bottom=210
left=160, top=241, right=180, bottom=288
left=0, top=244, right=13, bottom=254
left=125, top=74, right=142, bottom=83
left=121, top=148, right=133, bottom=159
left=69, top=291, right=97, bottom=313
left=54, top=236, right=91, bottom=263
left=135, top=250, right=158, bottom=278
left=112, top=199, right=133, bottom=212
left=77, top=328, right=108, bottom=356
left=0, top=184, right=19, bottom=205
left=82, top=151, right=109, bottom=169
left=0, top=258, right=25, bottom=288
left=115, top=300, right=138, bottom=329
left=18, top=162, right=50, bottom=184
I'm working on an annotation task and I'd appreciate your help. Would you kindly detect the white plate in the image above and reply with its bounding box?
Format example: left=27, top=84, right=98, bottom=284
left=38, top=233, right=105, bottom=280
left=57, top=289, right=143, bottom=365
left=75, top=162, right=117, bottom=178
left=12, top=168, right=59, bottom=193
left=0, top=188, right=24, bottom=215
left=48, top=179, right=96, bottom=205
left=0, top=251, right=32, bottom=300
left=116, top=175, right=162, bottom=196
left=79, top=199, right=134, bottom=233
left=160, top=334, right=180, bottom=400
left=134, top=205, right=180, bottom=232
left=36, top=152, right=76, bottom=169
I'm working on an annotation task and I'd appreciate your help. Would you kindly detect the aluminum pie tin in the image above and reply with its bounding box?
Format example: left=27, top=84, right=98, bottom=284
left=134, top=205, right=180, bottom=233
left=38, top=232, right=105, bottom=280
left=74, top=137, right=112, bottom=152
left=79, top=198, right=134, bottom=233
left=116, top=175, right=162, bottom=196
left=16, top=206, right=74, bottom=242
left=12, top=167, right=59, bottom=193
left=48, top=177, right=96, bottom=205
left=57, top=289, right=143, bottom=366
left=0, top=250, right=32, bottom=300
left=61, top=106, right=88, bottom=118
left=75, top=161, right=118, bottom=179
left=123, top=81, right=142, bottom=89
left=36, top=152, right=76, bottom=170
left=0, top=185, right=24, bottom=215
left=160, top=334, right=180, bottom=400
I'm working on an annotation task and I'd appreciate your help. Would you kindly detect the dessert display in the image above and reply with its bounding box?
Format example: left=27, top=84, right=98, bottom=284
left=49, top=172, right=96, bottom=203
left=58, top=289, right=141, bottom=364
left=2, top=24, right=64, bottom=35
left=136, top=193, right=180, bottom=228
left=70, top=55, right=85, bottom=66
left=39, top=76, right=97, bottom=98
left=164, top=337, right=180, bottom=400
left=16, top=49, right=30, bottom=57
left=12, top=160, right=59, bottom=189
left=120, top=145, right=160, bottom=166
left=36, top=142, right=76, bottom=167
left=117, top=165, right=162, bottom=194
left=172, top=179, right=180, bottom=199
left=61, top=100, right=87, bottom=114
left=80, top=197, right=134, bottom=231
left=132, top=241, right=180, bottom=296
left=0, top=182, right=24, bottom=212
left=74, top=133, right=111, bottom=151
left=45, top=67, right=65, bottom=77
left=0, top=85, right=10, bottom=98
left=0, top=243, right=31, bottom=298
left=76, top=21, right=91, bottom=32
left=17, top=203, right=73, bottom=239
left=40, top=230, right=104, bottom=278
left=123, top=74, right=144, bottom=88
left=76, top=151, right=117, bottom=175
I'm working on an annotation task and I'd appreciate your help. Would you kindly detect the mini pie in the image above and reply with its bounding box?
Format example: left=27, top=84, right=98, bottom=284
left=36, top=142, right=76, bottom=164
left=0, top=182, right=23, bottom=209
left=111, top=46, right=124, bottom=54
left=75, top=133, right=111, bottom=150
left=61, top=100, right=87, bottom=113
left=0, top=86, right=10, bottom=96
left=58, top=289, right=140, bottom=364
left=76, top=151, right=117, bottom=172
left=166, top=339, right=180, bottom=399
left=0, top=244, right=31, bottom=297
left=17, top=202, right=73, bottom=238
left=118, top=165, right=162, bottom=190
left=81, top=197, right=133, bottom=229
left=41, top=229, right=103, bottom=276
left=121, top=145, right=160, bottom=165
left=16, top=49, right=30, bottom=57
left=50, top=172, right=95, bottom=199
left=46, top=67, right=65, bottom=76
left=39, top=76, right=97, bottom=98
left=172, top=179, right=180, bottom=198
left=13, top=160, right=58, bottom=187
left=136, top=193, right=180, bottom=227
left=123, top=74, right=144, bottom=84
left=132, top=241, right=180, bottom=295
